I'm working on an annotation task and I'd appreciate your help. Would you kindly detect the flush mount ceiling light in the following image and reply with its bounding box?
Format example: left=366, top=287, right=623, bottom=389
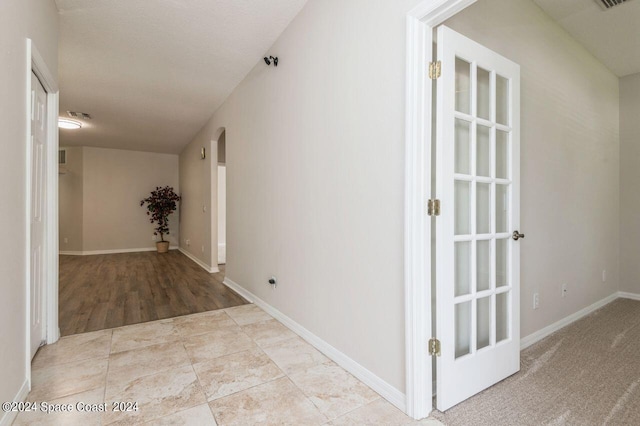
left=58, top=118, right=82, bottom=129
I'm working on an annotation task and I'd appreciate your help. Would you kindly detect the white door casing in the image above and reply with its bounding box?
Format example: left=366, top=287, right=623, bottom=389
left=30, top=72, right=47, bottom=359
left=404, top=0, right=477, bottom=418
left=218, top=164, right=226, bottom=265
left=435, top=25, right=521, bottom=411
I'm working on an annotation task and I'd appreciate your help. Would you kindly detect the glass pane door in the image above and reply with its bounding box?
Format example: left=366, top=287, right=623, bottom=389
left=436, top=25, right=520, bottom=411
left=452, top=62, right=513, bottom=359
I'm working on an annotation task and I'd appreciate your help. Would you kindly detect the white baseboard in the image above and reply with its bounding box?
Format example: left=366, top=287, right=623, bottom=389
left=47, top=326, right=60, bottom=345
left=60, top=247, right=178, bottom=256
left=217, top=281, right=640, bottom=412
left=222, top=277, right=406, bottom=412
left=0, top=380, right=29, bottom=426
left=178, top=247, right=219, bottom=273
left=59, top=250, right=84, bottom=255
left=618, top=291, right=640, bottom=301
left=520, top=292, right=619, bottom=350
left=222, top=277, right=254, bottom=303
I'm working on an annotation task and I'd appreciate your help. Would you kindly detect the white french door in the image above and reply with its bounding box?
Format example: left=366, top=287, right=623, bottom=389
left=435, top=26, right=521, bottom=411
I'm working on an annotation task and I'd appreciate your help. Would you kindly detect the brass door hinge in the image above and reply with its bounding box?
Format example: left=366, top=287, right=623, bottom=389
left=427, top=199, right=441, bottom=216
left=429, top=338, right=441, bottom=356
left=429, top=61, right=441, bottom=79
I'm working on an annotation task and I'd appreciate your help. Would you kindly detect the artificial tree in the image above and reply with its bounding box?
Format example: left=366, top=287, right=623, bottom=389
left=140, top=186, right=181, bottom=252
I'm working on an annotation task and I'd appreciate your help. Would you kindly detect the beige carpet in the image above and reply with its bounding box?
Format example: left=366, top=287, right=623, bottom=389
left=433, top=298, right=640, bottom=426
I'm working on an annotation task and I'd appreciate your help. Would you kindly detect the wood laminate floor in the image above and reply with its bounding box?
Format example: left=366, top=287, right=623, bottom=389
left=59, top=251, right=247, bottom=336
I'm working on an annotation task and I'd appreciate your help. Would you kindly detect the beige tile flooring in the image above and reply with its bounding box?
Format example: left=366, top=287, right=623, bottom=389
left=18, top=304, right=443, bottom=425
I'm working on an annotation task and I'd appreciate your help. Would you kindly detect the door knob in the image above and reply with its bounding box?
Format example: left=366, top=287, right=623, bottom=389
left=512, top=230, right=525, bottom=241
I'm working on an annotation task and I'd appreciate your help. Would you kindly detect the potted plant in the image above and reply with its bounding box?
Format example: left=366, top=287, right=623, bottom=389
left=140, top=186, right=181, bottom=253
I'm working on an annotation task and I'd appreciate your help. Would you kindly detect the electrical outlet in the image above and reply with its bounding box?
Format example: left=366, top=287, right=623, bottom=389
left=201, top=245, right=205, bottom=253
left=268, top=276, right=277, bottom=289
left=602, top=269, right=607, bottom=283
left=533, top=293, right=539, bottom=310
left=561, top=283, right=567, bottom=298
left=152, top=235, right=156, bottom=241
left=186, top=239, right=190, bottom=246
left=63, top=237, right=68, bottom=244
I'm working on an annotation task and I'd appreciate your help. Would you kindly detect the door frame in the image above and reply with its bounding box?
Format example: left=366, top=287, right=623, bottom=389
left=209, top=127, right=226, bottom=273
left=404, top=0, right=476, bottom=419
left=26, top=38, right=60, bottom=385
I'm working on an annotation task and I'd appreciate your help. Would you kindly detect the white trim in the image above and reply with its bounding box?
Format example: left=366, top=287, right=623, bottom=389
left=178, top=247, right=219, bottom=273
left=222, top=277, right=406, bottom=411
left=218, top=243, right=226, bottom=265
left=25, top=38, right=32, bottom=393
left=404, top=12, right=431, bottom=420
left=210, top=138, right=217, bottom=270
left=45, top=88, right=60, bottom=346
left=520, top=292, right=618, bottom=350
left=618, top=291, right=640, bottom=301
left=410, top=0, right=477, bottom=27
left=60, top=247, right=179, bottom=256
left=58, top=251, right=85, bottom=256
left=0, top=380, right=29, bottom=426
left=404, top=0, right=476, bottom=419
left=221, top=277, right=255, bottom=303
left=30, top=44, right=58, bottom=93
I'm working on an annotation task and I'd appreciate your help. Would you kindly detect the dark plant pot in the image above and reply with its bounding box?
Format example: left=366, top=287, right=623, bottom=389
left=156, top=241, right=170, bottom=253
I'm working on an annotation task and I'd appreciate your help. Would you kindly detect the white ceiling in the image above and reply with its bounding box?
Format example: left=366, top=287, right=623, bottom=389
left=56, top=0, right=308, bottom=154
left=533, top=0, right=640, bottom=77
left=57, top=0, right=639, bottom=154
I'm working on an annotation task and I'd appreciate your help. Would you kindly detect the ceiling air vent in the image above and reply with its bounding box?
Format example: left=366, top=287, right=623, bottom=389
left=595, top=0, right=632, bottom=10
left=67, top=111, right=92, bottom=120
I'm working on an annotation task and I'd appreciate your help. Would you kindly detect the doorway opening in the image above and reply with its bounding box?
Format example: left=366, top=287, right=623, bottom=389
left=217, top=130, right=227, bottom=266
left=431, top=24, right=521, bottom=411
left=405, top=0, right=521, bottom=418
left=56, top=126, right=245, bottom=336
left=27, top=39, right=61, bottom=381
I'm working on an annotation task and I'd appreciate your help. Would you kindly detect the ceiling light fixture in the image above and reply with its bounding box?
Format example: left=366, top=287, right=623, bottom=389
left=58, top=118, right=82, bottom=129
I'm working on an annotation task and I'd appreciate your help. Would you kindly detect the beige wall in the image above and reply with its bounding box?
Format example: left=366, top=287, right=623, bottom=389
left=445, top=0, right=620, bottom=337
left=179, top=133, right=216, bottom=268
left=180, top=0, right=424, bottom=393
left=58, top=147, right=180, bottom=252
left=179, top=0, right=622, bottom=397
left=620, top=72, right=640, bottom=294
left=82, top=147, right=180, bottom=251
left=59, top=147, right=84, bottom=252
left=0, top=0, right=58, bottom=411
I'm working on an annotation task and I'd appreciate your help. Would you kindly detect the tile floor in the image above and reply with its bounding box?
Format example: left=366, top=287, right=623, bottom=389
left=17, top=304, right=443, bottom=425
